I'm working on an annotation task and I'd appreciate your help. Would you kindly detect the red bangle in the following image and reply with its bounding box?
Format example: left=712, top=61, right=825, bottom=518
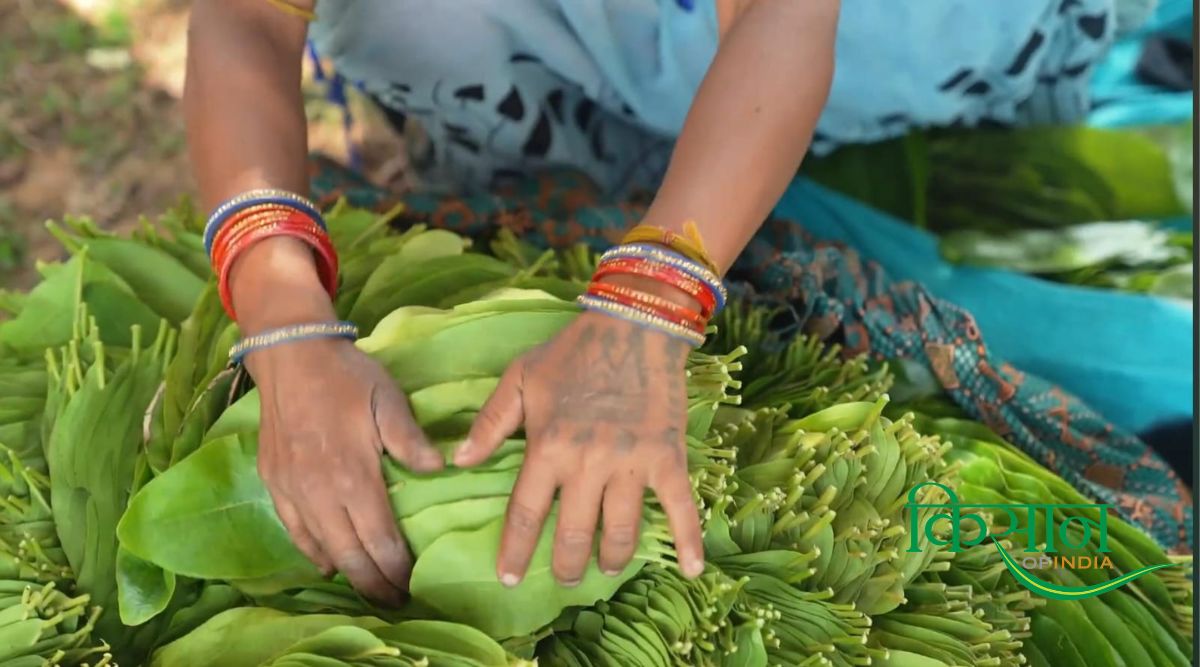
left=588, top=290, right=706, bottom=333
left=211, top=204, right=298, bottom=263
left=593, top=258, right=717, bottom=318
left=216, top=211, right=338, bottom=320
left=585, top=282, right=706, bottom=330
left=210, top=210, right=296, bottom=273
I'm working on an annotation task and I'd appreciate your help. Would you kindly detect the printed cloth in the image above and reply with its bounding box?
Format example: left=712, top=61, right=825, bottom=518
left=306, top=156, right=1194, bottom=553
left=308, top=0, right=1133, bottom=194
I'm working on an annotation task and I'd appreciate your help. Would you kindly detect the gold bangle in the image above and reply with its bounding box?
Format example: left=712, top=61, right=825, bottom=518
left=598, top=245, right=728, bottom=303
left=264, top=0, right=317, bottom=21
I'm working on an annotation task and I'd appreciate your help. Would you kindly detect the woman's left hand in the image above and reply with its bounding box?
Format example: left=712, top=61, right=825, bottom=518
left=454, top=310, right=705, bottom=587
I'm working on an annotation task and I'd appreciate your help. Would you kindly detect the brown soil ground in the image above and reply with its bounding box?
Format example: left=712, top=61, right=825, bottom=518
left=0, top=0, right=408, bottom=291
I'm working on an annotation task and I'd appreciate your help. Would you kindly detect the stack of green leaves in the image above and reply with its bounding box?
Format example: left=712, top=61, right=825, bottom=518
left=704, top=303, right=893, bottom=414
left=0, top=200, right=1192, bottom=666
left=870, top=538, right=1038, bottom=667
left=116, top=287, right=743, bottom=644
left=148, top=607, right=529, bottom=667
left=937, top=220, right=1193, bottom=299
left=43, top=307, right=176, bottom=659
left=916, top=413, right=1195, bottom=667
left=0, top=580, right=112, bottom=666
left=0, top=445, right=69, bottom=584
left=0, top=357, right=47, bottom=473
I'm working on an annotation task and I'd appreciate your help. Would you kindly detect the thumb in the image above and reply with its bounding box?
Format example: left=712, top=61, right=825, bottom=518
left=457, top=360, right=524, bottom=467
left=373, top=383, right=444, bottom=472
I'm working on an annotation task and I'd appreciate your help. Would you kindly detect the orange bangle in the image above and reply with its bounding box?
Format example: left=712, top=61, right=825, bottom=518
left=593, top=258, right=717, bottom=318
left=586, top=282, right=706, bottom=329
left=217, top=212, right=338, bottom=320
left=211, top=205, right=297, bottom=257
left=210, top=209, right=296, bottom=271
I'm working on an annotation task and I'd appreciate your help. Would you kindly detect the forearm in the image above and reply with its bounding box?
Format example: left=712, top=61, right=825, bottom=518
left=640, top=0, right=839, bottom=273
left=185, top=0, right=329, bottom=333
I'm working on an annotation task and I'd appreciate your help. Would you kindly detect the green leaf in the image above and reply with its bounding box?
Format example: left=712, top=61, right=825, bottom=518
left=0, top=253, right=158, bottom=353
left=116, top=547, right=177, bottom=626
left=409, top=515, right=648, bottom=639
left=147, top=608, right=387, bottom=667
left=373, top=619, right=510, bottom=665
left=117, top=433, right=315, bottom=580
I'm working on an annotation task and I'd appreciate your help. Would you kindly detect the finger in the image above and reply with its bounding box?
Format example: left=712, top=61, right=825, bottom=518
left=343, top=461, right=416, bottom=592
left=372, top=383, right=443, bottom=472
left=458, top=360, right=524, bottom=467
left=306, top=499, right=405, bottom=607
left=271, top=491, right=334, bottom=575
left=599, top=471, right=645, bottom=576
left=497, top=458, right=556, bottom=587
left=650, top=464, right=705, bottom=579
left=552, top=475, right=605, bottom=586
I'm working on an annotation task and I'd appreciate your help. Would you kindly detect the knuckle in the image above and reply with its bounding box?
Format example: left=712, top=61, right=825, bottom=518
left=603, top=523, right=639, bottom=549
left=475, top=407, right=505, bottom=434
left=506, top=501, right=545, bottom=534
left=330, top=468, right=362, bottom=493
left=555, top=528, right=594, bottom=550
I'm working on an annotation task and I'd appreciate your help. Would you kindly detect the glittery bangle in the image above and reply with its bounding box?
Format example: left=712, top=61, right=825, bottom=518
left=586, top=282, right=707, bottom=330
left=216, top=213, right=339, bottom=320
left=229, top=321, right=358, bottom=364
left=204, top=189, right=325, bottom=255
left=210, top=208, right=296, bottom=271
left=599, top=243, right=726, bottom=311
left=577, top=294, right=706, bottom=347
left=592, top=259, right=717, bottom=318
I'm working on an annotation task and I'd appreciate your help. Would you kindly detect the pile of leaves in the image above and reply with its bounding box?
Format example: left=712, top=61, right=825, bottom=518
left=0, top=202, right=1190, bottom=666
left=801, top=124, right=1194, bottom=298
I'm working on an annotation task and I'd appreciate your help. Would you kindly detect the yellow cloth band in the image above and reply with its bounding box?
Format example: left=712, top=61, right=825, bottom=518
left=619, top=221, right=720, bottom=276
left=264, top=0, right=316, bottom=21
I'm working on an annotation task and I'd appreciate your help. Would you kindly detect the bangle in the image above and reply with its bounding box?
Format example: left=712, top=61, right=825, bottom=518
left=204, top=189, right=325, bottom=255
left=586, top=282, right=706, bottom=331
left=593, top=258, right=717, bottom=318
left=576, top=295, right=706, bottom=347
left=620, top=221, right=720, bottom=276
left=210, top=208, right=297, bottom=271
left=216, top=212, right=339, bottom=321
left=229, top=321, right=358, bottom=364
left=599, top=243, right=726, bottom=312
left=263, top=0, right=316, bottom=21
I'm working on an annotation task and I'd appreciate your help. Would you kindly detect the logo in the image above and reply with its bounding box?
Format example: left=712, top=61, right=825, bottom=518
left=904, top=482, right=1178, bottom=600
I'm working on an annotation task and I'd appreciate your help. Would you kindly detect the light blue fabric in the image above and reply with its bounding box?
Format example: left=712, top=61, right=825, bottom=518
left=1089, top=0, right=1193, bottom=127
left=310, top=0, right=1126, bottom=191
left=772, top=179, right=1194, bottom=435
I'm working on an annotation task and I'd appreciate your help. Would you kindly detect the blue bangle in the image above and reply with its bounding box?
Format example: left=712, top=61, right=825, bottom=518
left=229, top=321, right=359, bottom=364
left=599, top=243, right=728, bottom=313
left=204, top=190, right=327, bottom=256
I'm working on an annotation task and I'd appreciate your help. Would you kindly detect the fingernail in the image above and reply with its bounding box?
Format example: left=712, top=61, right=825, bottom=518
left=500, top=572, right=521, bottom=588
left=453, top=440, right=473, bottom=466
left=683, top=558, right=704, bottom=578
left=560, top=578, right=581, bottom=588
left=602, top=568, right=621, bottom=577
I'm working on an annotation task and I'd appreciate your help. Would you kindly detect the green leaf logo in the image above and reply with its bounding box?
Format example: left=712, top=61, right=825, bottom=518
left=994, top=541, right=1179, bottom=600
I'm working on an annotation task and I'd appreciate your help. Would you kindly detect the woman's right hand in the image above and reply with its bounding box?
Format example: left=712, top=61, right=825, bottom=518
left=248, top=338, right=444, bottom=605
left=231, top=237, right=445, bottom=606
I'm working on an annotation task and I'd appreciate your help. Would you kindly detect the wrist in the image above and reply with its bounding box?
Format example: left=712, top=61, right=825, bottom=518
left=229, top=236, right=337, bottom=335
